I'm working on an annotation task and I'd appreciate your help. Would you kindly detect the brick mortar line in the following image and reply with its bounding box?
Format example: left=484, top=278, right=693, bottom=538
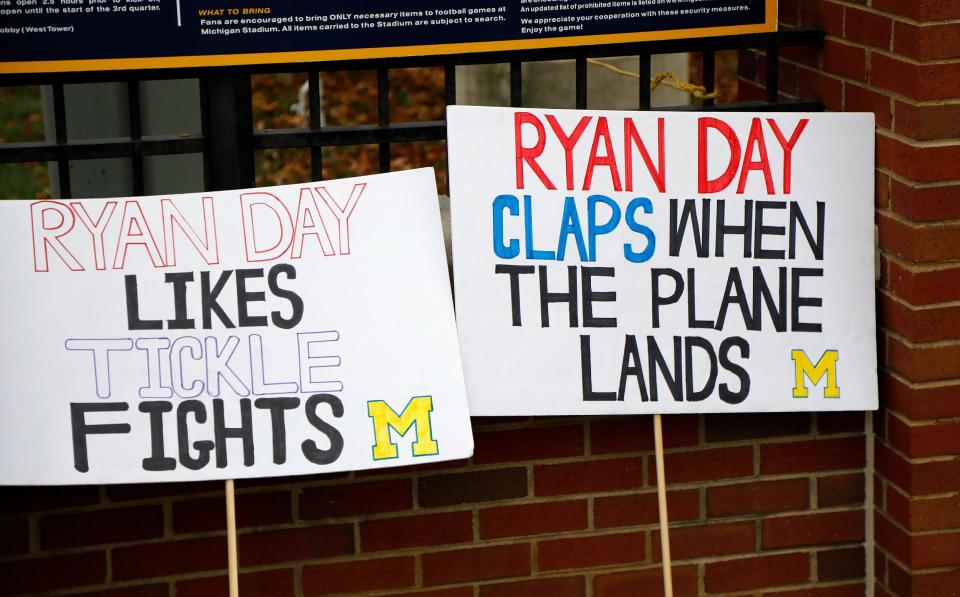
left=291, top=486, right=301, bottom=526
left=162, top=501, right=174, bottom=540
left=465, top=572, right=863, bottom=595
left=34, top=561, right=299, bottom=594
left=875, top=434, right=958, bottom=465
left=0, top=486, right=608, bottom=524
left=3, top=520, right=860, bottom=572
left=528, top=448, right=863, bottom=471
left=524, top=463, right=535, bottom=506
left=0, top=444, right=863, bottom=520
left=414, top=550, right=423, bottom=590
left=26, top=514, right=39, bottom=555
left=293, top=564, right=303, bottom=597
left=99, top=477, right=363, bottom=504
left=0, top=466, right=848, bottom=526
left=472, top=415, right=599, bottom=431
left=886, top=407, right=960, bottom=428
left=626, top=469, right=870, bottom=491
left=880, top=250, right=960, bottom=273
left=368, top=530, right=667, bottom=560
left=323, top=570, right=620, bottom=597
left=874, top=507, right=960, bottom=540
left=878, top=286, right=960, bottom=312
left=664, top=509, right=872, bottom=534
left=593, top=541, right=863, bottom=567
left=823, top=33, right=960, bottom=67
left=810, top=541, right=819, bottom=583
left=30, top=581, right=173, bottom=597
left=677, top=432, right=867, bottom=452
left=745, top=505, right=867, bottom=521
left=810, top=474, right=819, bottom=511
left=471, top=508, right=479, bottom=544
left=587, top=495, right=596, bottom=532
left=814, top=0, right=960, bottom=28
left=696, top=561, right=705, bottom=595
left=364, top=441, right=862, bottom=473
left=884, top=480, right=960, bottom=502
left=351, top=520, right=361, bottom=561
left=0, top=497, right=869, bottom=564
left=698, top=486, right=707, bottom=521
left=0, top=517, right=362, bottom=561
left=96, top=484, right=109, bottom=507
left=772, top=56, right=960, bottom=109
left=583, top=419, right=593, bottom=456
left=731, top=578, right=868, bottom=595
left=105, top=546, right=113, bottom=584
left=880, top=167, right=960, bottom=190
left=876, top=128, right=960, bottom=150
left=642, top=503, right=865, bottom=528
left=881, top=326, right=960, bottom=350
left=355, top=549, right=866, bottom=594
left=876, top=543, right=960, bottom=578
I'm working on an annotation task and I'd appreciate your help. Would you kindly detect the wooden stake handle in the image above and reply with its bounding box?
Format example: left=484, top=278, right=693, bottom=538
left=653, top=414, right=674, bottom=597
left=226, top=479, right=239, bottom=597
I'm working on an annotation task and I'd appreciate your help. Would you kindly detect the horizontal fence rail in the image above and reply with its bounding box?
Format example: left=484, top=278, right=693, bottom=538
left=0, top=28, right=825, bottom=197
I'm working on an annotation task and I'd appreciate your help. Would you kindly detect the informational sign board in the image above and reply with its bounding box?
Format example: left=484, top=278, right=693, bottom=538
left=0, top=0, right=776, bottom=74
left=0, top=168, right=473, bottom=484
left=449, top=106, right=877, bottom=415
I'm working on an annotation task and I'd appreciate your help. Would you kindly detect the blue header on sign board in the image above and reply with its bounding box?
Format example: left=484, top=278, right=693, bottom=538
left=0, top=0, right=771, bottom=73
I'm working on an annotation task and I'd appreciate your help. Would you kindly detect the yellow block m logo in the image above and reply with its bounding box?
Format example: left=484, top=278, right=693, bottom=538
left=367, top=396, right=439, bottom=460
left=791, top=349, right=840, bottom=398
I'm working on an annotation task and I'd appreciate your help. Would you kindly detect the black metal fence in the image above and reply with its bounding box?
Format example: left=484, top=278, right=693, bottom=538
left=0, top=27, right=823, bottom=198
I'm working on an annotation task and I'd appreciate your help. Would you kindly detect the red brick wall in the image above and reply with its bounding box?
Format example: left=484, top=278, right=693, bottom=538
left=0, top=412, right=867, bottom=596
left=16, top=1, right=958, bottom=593
left=740, top=1, right=960, bottom=595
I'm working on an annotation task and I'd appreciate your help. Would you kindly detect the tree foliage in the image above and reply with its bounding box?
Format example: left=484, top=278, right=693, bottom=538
left=252, top=68, right=448, bottom=193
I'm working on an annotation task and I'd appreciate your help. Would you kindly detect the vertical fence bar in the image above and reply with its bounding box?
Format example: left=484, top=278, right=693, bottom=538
left=52, top=82, right=71, bottom=198
left=0, top=35, right=822, bottom=198
left=199, top=75, right=211, bottom=191
left=702, top=50, right=716, bottom=108
left=510, top=61, right=522, bottom=107
left=444, top=63, right=457, bottom=107
left=766, top=46, right=779, bottom=103
left=127, top=79, right=145, bottom=196
left=202, top=70, right=255, bottom=191
left=638, top=53, right=651, bottom=110
left=308, top=70, right=323, bottom=181
left=377, top=67, right=390, bottom=173
left=444, top=62, right=457, bottom=195
left=575, top=57, right=587, bottom=109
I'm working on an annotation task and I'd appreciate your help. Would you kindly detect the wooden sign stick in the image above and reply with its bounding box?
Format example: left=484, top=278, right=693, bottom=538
left=225, top=479, right=240, bottom=597
left=653, top=414, right=674, bottom=597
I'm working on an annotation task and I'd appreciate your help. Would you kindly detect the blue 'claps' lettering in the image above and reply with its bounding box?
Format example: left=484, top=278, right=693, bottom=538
left=491, top=193, right=656, bottom=263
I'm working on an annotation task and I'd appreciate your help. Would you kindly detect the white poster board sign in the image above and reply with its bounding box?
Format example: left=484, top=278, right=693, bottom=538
left=0, top=168, right=473, bottom=484
left=449, top=106, right=877, bottom=415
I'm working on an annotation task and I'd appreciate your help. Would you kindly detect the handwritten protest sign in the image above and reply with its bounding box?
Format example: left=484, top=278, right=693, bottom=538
left=0, top=168, right=473, bottom=484
left=449, top=107, right=877, bottom=415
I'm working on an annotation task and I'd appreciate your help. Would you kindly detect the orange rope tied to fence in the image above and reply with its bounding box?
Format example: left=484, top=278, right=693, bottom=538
left=586, top=58, right=719, bottom=100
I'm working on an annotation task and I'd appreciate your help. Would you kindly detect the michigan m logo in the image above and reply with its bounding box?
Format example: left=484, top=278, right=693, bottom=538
left=791, top=349, right=840, bottom=398
left=367, top=396, right=439, bottom=460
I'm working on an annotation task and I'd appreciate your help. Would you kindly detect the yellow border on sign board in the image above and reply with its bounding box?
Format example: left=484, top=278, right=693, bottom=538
left=0, top=0, right=776, bottom=74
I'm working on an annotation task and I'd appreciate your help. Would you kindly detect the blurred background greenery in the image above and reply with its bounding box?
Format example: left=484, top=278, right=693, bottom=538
left=0, top=86, right=50, bottom=199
